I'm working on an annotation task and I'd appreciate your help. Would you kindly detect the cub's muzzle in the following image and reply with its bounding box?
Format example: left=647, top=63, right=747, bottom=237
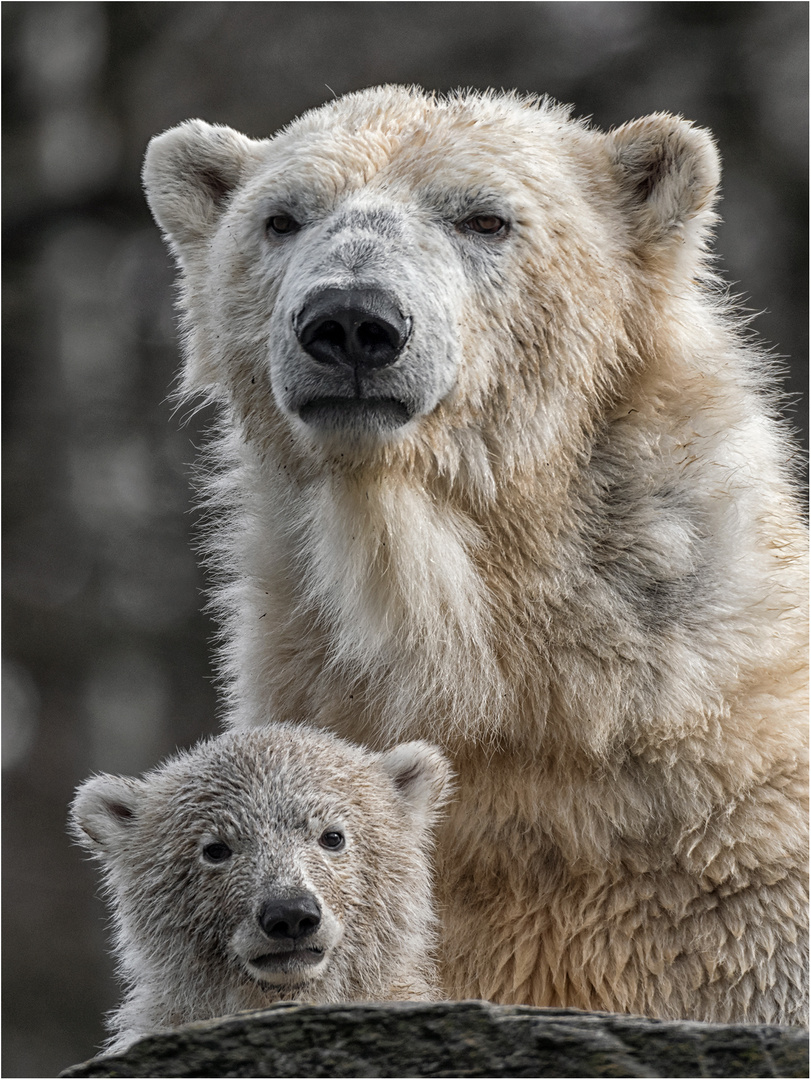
left=242, top=892, right=329, bottom=983
left=258, top=893, right=321, bottom=941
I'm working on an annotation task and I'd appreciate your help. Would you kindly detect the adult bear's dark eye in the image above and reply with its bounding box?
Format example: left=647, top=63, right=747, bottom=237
left=460, top=214, right=508, bottom=236
left=202, top=841, right=233, bottom=863
left=319, top=830, right=345, bottom=851
left=267, top=214, right=300, bottom=236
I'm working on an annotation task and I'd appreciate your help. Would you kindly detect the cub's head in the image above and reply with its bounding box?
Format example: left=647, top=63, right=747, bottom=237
left=143, top=86, right=720, bottom=479
left=69, top=725, right=452, bottom=1005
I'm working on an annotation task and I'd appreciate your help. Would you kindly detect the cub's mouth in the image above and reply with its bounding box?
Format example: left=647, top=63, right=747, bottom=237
left=251, top=947, right=324, bottom=969
left=245, top=946, right=327, bottom=984
left=298, top=396, right=412, bottom=433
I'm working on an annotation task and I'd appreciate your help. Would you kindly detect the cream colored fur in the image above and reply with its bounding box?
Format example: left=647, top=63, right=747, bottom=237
left=143, top=87, right=808, bottom=1024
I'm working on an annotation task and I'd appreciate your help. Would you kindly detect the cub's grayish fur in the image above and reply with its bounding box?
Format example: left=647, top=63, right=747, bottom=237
left=70, top=724, right=451, bottom=1052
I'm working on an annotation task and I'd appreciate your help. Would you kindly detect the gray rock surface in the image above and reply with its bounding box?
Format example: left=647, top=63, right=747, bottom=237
left=60, top=1001, right=809, bottom=1078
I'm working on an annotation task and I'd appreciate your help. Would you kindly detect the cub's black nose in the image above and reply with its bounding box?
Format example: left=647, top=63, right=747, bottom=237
left=258, top=894, right=322, bottom=940
left=295, top=288, right=410, bottom=371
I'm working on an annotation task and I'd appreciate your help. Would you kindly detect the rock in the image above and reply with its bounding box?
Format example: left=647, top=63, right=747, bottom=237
left=59, top=1001, right=808, bottom=1078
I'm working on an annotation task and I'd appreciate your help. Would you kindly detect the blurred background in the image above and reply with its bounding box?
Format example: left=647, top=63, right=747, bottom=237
left=3, top=3, right=807, bottom=1075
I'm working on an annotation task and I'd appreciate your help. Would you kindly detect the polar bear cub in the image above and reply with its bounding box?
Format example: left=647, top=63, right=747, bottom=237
left=70, top=724, right=452, bottom=1052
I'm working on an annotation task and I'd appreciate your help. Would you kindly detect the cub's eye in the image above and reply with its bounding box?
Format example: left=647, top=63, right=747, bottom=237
left=202, top=841, right=233, bottom=864
left=319, top=830, right=345, bottom=851
left=266, top=213, right=300, bottom=236
left=460, top=214, right=508, bottom=236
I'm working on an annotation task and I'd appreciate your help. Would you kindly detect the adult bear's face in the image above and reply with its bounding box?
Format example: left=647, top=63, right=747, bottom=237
left=204, top=109, right=544, bottom=454
left=142, top=95, right=594, bottom=461
left=143, top=89, right=720, bottom=468
left=262, top=181, right=516, bottom=444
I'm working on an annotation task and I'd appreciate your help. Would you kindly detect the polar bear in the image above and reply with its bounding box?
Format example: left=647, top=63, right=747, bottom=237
left=142, top=86, right=808, bottom=1024
left=70, top=724, right=452, bottom=1051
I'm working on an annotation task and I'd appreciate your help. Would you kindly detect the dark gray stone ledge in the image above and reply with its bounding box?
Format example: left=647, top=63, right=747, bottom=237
left=59, top=1000, right=809, bottom=1079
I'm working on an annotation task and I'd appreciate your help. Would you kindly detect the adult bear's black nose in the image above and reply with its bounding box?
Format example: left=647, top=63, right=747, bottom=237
left=294, top=287, right=410, bottom=371
left=258, top=894, right=322, bottom=940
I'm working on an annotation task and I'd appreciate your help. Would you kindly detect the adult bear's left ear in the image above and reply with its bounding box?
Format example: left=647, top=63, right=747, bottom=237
left=607, top=113, right=721, bottom=263
left=143, top=119, right=260, bottom=251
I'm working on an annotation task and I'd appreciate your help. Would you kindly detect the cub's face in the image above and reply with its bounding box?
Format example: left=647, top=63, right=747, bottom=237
left=70, top=729, right=451, bottom=997
left=146, top=769, right=353, bottom=992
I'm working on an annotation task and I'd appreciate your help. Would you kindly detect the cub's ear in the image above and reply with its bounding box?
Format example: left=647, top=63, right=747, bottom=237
left=69, top=774, right=146, bottom=854
left=142, top=119, right=260, bottom=249
left=607, top=113, right=720, bottom=261
left=377, top=741, right=454, bottom=823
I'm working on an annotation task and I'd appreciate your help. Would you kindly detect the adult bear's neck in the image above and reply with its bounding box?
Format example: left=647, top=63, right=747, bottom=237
left=217, top=414, right=598, bottom=753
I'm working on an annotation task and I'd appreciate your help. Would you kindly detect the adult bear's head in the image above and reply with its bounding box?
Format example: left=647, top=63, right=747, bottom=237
left=144, top=87, right=720, bottom=481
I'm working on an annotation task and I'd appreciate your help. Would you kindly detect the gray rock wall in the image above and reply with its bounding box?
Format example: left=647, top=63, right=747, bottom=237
left=60, top=1001, right=809, bottom=1079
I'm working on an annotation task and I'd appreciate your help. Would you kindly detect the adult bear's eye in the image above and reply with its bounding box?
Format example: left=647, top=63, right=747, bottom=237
left=460, top=214, right=508, bottom=236
left=202, top=841, right=233, bottom=863
left=266, top=214, right=300, bottom=236
left=319, top=830, right=345, bottom=851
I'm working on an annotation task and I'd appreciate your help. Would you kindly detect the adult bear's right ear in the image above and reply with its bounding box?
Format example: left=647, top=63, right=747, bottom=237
left=142, top=120, right=259, bottom=249
left=69, top=774, right=146, bottom=854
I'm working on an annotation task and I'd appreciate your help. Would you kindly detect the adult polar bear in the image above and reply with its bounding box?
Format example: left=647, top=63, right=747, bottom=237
left=144, top=87, right=808, bottom=1024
